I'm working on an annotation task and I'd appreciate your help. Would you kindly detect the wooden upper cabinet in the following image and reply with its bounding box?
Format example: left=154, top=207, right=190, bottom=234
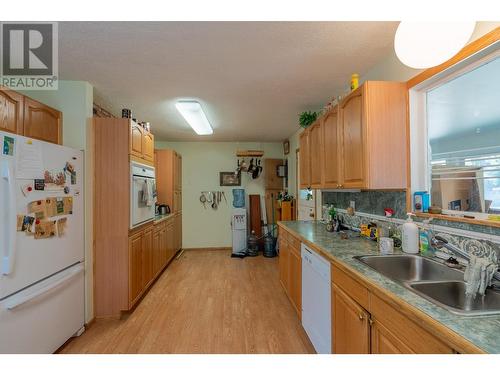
left=299, top=131, right=311, bottom=189
left=130, top=121, right=143, bottom=158
left=129, top=121, right=156, bottom=164
left=0, top=88, right=24, bottom=134
left=175, top=153, right=182, bottom=190
left=322, top=107, right=340, bottom=188
left=309, top=122, right=322, bottom=188
left=332, top=284, right=370, bottom=354
left=142, top=130, right=154, bottom=162
left=23, top=97, right=62, bottom=144
left=297, top=81, right=407, bottom=191
left=340, top=90, right=365, bottom=189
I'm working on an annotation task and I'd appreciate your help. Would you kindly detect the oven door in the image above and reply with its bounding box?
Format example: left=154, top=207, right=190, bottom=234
left=130, top=176, right=156, bottom=228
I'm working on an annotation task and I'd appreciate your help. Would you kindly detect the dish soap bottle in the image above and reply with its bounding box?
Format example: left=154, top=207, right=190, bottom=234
left=419, top=218, right=434, bottom=257
left=402, top=213, right=419, bottom=254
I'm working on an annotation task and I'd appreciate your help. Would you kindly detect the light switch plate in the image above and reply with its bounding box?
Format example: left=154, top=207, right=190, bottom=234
left=350, top=200, right=355, bottom=210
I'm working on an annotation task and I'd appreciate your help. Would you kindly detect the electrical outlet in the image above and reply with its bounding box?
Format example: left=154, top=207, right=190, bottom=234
left=350, top=200, right=355, bottom=210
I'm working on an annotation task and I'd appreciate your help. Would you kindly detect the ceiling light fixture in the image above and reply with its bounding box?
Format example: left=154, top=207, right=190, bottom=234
left=394, top=22, right=476, bottom=69
left=175, top=100, right=213, bottom=135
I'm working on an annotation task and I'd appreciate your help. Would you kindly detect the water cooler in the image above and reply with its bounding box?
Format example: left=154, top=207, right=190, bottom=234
left=231, top=208, right=247, bottom=255
left=231, top=189, right=247, bottom=256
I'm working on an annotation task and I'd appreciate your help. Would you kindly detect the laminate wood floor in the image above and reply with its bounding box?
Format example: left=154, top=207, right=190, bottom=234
left=60, top=249, right=315, bottom=354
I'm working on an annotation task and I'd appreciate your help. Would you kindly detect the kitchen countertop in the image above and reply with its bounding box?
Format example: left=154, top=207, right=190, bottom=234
left=278, top=220, right=500, bottom=354
left=154, top=213, right=173, bottom=224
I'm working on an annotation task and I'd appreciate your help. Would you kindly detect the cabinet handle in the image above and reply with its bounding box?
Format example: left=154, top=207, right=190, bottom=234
left=358, top=313, right=364, bottom=321
left=369, top=318, right=374, bottom=326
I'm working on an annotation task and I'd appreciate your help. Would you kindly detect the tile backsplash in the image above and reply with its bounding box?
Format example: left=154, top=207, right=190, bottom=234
left=322, top=191, right=407, bottom=219
left=322, top=190, right=500, bottom=238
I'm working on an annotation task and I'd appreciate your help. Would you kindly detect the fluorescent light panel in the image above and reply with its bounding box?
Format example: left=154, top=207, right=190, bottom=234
left=175, top=100, right=213, bottom=135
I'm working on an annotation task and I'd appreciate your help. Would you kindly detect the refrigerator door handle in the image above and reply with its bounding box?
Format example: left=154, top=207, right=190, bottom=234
left=5, top=264, right=84, bottom=310
left=1, top=160, right=17, bottom=275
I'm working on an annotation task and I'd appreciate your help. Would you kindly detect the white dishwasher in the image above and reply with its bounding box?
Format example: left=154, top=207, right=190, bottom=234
left=301, top=243, right=332, bottom=354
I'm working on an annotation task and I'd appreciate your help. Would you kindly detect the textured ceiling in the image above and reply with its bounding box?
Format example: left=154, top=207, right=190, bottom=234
left=58, top=22, right=399, bottom=141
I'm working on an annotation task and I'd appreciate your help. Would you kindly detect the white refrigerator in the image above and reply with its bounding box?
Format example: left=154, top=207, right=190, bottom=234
left=0, top=131, right=85, bottom=353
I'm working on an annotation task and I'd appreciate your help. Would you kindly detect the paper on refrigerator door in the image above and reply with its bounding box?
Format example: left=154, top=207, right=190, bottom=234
left=15, top=139, right=44, bottom=179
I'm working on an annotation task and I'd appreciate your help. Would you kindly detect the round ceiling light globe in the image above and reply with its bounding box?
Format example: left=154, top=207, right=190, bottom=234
left=394, top=22, right=476, bottom=69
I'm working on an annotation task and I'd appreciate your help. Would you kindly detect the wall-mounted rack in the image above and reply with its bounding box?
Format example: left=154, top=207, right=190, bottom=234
left=236, top=150, right=264, bottom=157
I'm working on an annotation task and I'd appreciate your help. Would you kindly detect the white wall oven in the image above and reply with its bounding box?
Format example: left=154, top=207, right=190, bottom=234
left=130, top=162, right=156, bottom=228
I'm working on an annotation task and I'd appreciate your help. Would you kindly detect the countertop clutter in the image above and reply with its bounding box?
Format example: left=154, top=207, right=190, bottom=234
left=278, top=220, right=500, bottom=354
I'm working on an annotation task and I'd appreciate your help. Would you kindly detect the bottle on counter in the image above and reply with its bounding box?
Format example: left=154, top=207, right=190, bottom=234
left=402, top=213, right=419, bottom=254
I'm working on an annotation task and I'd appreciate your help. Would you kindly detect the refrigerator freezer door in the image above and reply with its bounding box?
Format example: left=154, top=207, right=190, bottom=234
left=0, top=133, right=84, bottom=300
left=0, top=262, right=84, bottom=353
left=1, top=159, right=17, bottom=275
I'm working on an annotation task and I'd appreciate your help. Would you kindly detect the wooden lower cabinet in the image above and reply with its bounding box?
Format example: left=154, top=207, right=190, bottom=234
left=278, top=238, right=289, bottom=292
left=129, top=232, right=144, bottom=307
left=128, top=218, right=179, bottom=309
left=173, top=213, right=182, bottom=252
left=332, top=284, right=370, bottom=354
left=331, top=265, right=455, bottom=354
left=141, top=228, right=153, bottom=289
left=279, top=229, right=301, bottom=318
left=289, top=244, right=302, bottom=317
left=371, top=319, right=413, bottom=354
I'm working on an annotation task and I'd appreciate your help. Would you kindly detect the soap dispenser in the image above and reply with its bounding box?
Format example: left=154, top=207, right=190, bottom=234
left=402, top=213, right=419, bottom=254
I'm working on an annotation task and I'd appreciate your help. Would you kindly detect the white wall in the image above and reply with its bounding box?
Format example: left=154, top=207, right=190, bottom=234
left=155, top=141, right=283, bottom=249
left=19, top=81, right=94, bottom=323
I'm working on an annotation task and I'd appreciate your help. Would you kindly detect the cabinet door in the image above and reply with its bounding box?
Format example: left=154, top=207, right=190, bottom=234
left=129, top=232, right=143, bottom=307
left=142, top=131, right=154, bottom=162
left=153, top=228, right=161, bottom=276
left=279, top=239, right=289, bottom=292
left=174, top=214, right=182, bottom=252
left=173, top=191, right=182, bottom=213
left=309, top=122, right=322, bottom=188
left=142, top=228, right=153, bottom=289
left=175, top=154, right=182, bottom=190
left=371, top=319, right=414, bottom=354
left=160, top=225, right=166, bottom=269
left=166, top=221, right=174, bottom=262
left=23, top=97, right=62, bottom=144
left=0, top=88, right=24, bottom=134
left=289, top=245, right=302, bottom=318
left=322, top=108, right=340, bottom=188
left=340, top=91, right=365, bottom=188
left=299, top=131, right=311, bottom=189
left=130, top=122, right=143, bottom=157
left=332, top=284, right=370, bottom=354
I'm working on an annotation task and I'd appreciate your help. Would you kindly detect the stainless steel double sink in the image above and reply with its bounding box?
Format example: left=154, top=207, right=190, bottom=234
left=354, top=254, right=500, bottom=316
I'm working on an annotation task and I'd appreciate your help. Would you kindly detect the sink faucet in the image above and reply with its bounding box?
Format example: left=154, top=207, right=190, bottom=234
left=431, top=235, right=500, bottom=282
left=430, top=235, right=471, bottom=261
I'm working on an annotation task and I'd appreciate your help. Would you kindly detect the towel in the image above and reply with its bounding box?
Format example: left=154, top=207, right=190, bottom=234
left=464, top=254, right=498, bottom=297
left=142, top=179, right=154, bottom=207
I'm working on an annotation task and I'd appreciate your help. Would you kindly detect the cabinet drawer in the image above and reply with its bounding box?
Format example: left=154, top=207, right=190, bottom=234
left=370, top=293, right=454, bottom=354
left=279, top=228, right=290, bottom=243
left=331, top=264, right=369, bottom=310
left=288, top=233, right=301, bottom=252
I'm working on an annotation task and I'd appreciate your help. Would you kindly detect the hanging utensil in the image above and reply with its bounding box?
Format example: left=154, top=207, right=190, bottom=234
left=222, top=191, right=227, bottom=204
left=200, top=193, right=207, bottom=209
left=212, top=191, right=218, bottom=210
